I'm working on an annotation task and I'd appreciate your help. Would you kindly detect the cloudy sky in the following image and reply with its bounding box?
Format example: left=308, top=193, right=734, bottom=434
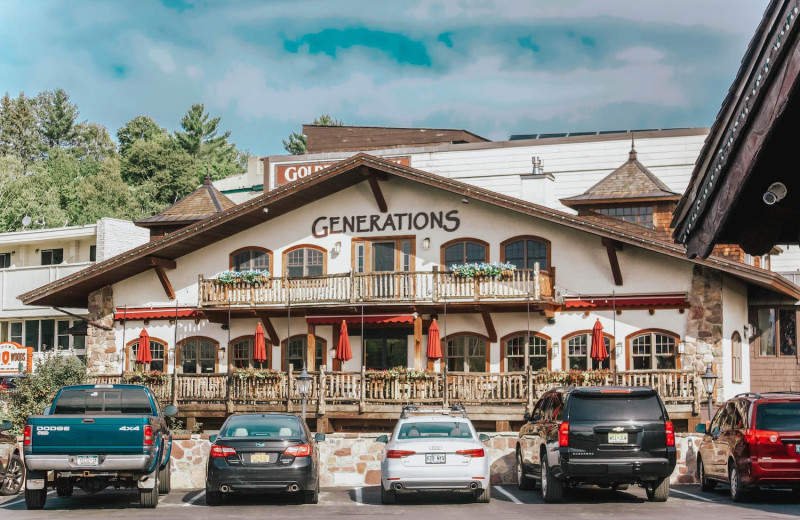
left=0, top=0, right=768, bottom=155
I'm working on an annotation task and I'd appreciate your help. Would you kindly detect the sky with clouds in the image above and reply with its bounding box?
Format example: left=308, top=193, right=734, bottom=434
left=0, top=0, right=768, bottom=155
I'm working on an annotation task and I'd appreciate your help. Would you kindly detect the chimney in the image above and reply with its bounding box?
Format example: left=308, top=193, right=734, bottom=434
left=520, top=156, right=555, bottom=207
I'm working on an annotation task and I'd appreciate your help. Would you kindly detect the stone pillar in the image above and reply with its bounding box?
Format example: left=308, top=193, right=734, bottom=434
left=684, top=266, right=724, bottom=401
left=85, top=286, right=120, bottom=375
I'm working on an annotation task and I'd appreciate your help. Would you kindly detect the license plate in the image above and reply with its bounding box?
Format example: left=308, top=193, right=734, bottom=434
left=608, top=433, right=628, bottom=444
left=425, top=453, right=446, bottom=464
left=76, top=455, right=98, bottom=466
left=249, top=452, right=273, bottom=464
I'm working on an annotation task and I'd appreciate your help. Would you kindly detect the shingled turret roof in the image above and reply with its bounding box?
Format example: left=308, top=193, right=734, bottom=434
left=136, top=173, right=237, bottom=229
left=561, top=140, right=680, bottom=207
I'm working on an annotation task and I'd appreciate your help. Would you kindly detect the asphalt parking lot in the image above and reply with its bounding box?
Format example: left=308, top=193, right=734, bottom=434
left=1, top=484, right=799, bottom=519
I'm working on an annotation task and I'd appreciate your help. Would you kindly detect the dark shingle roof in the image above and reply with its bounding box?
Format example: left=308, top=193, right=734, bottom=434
left=136, top=174, right=237, bottom=227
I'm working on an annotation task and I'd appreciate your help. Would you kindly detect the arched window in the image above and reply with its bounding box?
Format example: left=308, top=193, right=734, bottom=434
left=284, top=245, right=325, bottom=277
left=230, top=247, right=272, bottom=272
left=230, top=335, right=269, bottom=370
left=732, top=331, right=743, bottom=383
left=281, top=335, right=326, bottom=371
left=501, top=236, right=550, bottom=271
left=445, top=334, right=488, bottom=372
left=626, top=330, right=680, bottom=370
left=126, top=338, right=167, bottom=372
left=442, top=239, right=488, bottom=269
left=562, top=331, right=612, bottom=370
left=501, top=332, right=550, bottom=371
left=177, top=337, right=218, bottom=374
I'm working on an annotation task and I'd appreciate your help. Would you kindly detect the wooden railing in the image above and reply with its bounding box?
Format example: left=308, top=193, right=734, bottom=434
left=198, top=268, right=553, bottom=307
left=90, top=368, right=699, bottom=414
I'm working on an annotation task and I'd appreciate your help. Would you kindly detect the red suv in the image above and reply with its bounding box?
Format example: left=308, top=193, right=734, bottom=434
left=696, top=392, right=800, bottom=501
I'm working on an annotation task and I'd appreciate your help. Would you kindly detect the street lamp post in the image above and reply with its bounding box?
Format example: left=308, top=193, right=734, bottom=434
left=296, top=366, right=313, bottom=420
left=701, top=365, right=718, bottom=423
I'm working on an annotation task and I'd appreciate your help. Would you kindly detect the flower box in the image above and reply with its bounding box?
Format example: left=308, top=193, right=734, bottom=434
left=215, top=270, right=271, bottom=286
left=449, top=262, right=517, bottom=280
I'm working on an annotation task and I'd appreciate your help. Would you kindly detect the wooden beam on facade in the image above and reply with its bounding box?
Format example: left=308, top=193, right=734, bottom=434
left=367, top=175, right=388, bottom=213
left=148, top=256, right=177, bottom=269
left=307, top=323, right=316, bottom=371
left=601, top=237, right=624, bottom=286
left=481, top=311, right=497, bottom=343
left=153, top=266, right=176, bottom=300
left=414, top=314, right=423, bottom=369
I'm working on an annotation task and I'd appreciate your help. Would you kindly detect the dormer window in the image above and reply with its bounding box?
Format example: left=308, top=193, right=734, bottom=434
left=596, top=206, right=654, bottom=228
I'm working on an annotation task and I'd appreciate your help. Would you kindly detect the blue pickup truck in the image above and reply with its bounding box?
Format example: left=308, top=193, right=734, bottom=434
left=22, top=384, right=177, bottom=509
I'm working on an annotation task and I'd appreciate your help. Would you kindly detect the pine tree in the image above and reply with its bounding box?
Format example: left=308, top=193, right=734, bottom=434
left=117, top=116, right=167, bottom=157
left=37, top=88, right=79, bottom=149
left=0, top=93, right=40, bottom=165
left=283, top=114, right=344, bottom=155
left=174, top=103, right=244, bottom=181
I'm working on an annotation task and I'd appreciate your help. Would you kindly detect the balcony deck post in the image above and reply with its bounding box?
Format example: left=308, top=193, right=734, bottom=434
left=286, top=365, right=293, bottom=413
left=432, top=266, right=439, bottom=302
left=225, top=373, right=234, bottom=413
left=526, top=365, right=534, bottom=414
left=442, top=366, right=449, bottom=407
left=533, top=262, right=540, bottom=299
left=359, top=365, right=366, bottom=412
left=318, top=366, right=326, bottom=415
left=349, top=269, right=356, bottom=303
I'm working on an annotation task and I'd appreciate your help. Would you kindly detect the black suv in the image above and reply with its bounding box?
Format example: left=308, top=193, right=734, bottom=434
left=515, top=386, right=676, bottom=502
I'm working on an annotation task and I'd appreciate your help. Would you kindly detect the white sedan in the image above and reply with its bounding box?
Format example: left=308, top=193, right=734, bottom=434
left=377, top=414, right=491, bottom=504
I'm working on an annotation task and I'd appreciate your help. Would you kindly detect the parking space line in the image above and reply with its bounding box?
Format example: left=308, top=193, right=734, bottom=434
left=354, top=486, right=363, bottom=505
left=183, top=490, right=206, bottom=506
left=495, top=485, right=523, bottom=504
left=1, top=490, right=56, bottom=509
left=670, top=488, right=716, bottom=502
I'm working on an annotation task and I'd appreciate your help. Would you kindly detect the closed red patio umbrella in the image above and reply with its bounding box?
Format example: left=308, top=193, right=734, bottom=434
left=335, top=320, right=353, bottom=362
left=136, top=328, right=152, bottom=364
left=427, top=319, right=442, bottom=360
left=254, top=322, right=267, bottom=364
left=590, top=319, right=608, bottom=365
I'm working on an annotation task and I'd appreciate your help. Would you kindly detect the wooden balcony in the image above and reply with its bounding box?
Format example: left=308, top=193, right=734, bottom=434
left=90, top=368, right=700, bottom=424
left=198, top=268, right=553, bottom=307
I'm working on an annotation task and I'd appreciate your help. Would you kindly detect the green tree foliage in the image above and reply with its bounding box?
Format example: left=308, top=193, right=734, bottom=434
left=37, top=88, right=79, bottom=149
left=283, top=114, right=344, bottom=155
left=122, top=136, right=197, bottom=211
left=117, top=116, right=167, bottom=157
left=0, top=354, right=86, bottom=433
left=174, top=103, right=246, bottom=181
left=71, top=122, right=117, bottom=162
left=0, top=93, right=40, bottom=165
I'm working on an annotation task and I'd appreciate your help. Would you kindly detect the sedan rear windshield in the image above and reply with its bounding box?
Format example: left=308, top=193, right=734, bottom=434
left=756, top=402, right=800, bottom=431
left=221, top=416, right=304, bottom=439
left=397, top=422, right=473, bottom=439
left=568, top=394, right=664, bottom=422
left=53, top=389, right=153, bottom=414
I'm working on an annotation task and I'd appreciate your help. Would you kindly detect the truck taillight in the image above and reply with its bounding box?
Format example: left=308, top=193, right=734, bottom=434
left=283, top=444, right=312, bottom=457
left=558, top=422, right=569, bottom=447
left=665, top=421, right=675, bottom=447
left=143, top=425, right=153, bottom=445
left=23, top=425, right=31, bottom=446
left=456, top=448, right=485, bottom=458
left=210, top=445, right=237, bottom=458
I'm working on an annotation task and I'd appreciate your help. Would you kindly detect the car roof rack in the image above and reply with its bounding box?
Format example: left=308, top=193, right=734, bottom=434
left=400, top=403, right=468, bottom=419
left=734, top=392, right=763, bottom=399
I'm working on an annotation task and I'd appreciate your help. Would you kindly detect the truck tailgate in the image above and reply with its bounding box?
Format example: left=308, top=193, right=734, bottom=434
left=29, top=415, right=150, bottom=454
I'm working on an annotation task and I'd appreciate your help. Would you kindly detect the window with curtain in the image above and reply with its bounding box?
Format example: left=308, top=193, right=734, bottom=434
left=128, top=340, right=166, bottom=372
left=285, top=336, right=324, bottom=371
left=444, top=241, right=487, bottom=269
left=446, top=336, right=486, bottom=372
left=630, top=331, right=677, bottom=369
left=232, top=248, right=270, bottom=272
left=503, top=238, right=549, bottom=270
left=505, top=334, right=548, bottom=371
left=565, top=333, right=610, bottom=370
left=286, top=247, right=324, bottom=277
left=180, top=338, right=217, bottom=373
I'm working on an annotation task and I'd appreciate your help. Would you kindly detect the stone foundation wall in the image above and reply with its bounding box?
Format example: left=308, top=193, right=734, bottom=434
left=167, top=433, right=702, bottom=489
left=85, top=286, right=120, bottom=375
left=684, top=265, right=724, bottom=400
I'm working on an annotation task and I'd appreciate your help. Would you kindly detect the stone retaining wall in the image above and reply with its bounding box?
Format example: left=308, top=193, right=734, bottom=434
left=168, top=433, right=702, bottom=489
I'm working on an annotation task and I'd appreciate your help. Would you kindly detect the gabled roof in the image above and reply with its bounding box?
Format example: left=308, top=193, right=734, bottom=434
left=19, top=153, right=800, bottom=308
left=561, top=143, right=680, bottom=207
left=136, top=174, right=237, bottom=228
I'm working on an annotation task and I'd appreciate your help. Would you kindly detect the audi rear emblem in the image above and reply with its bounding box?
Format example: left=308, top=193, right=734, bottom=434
left=429, top=445, right=442, bottom=450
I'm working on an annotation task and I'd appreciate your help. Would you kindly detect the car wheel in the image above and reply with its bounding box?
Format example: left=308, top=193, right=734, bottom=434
left=698, top=457, right=715, bottom=492
left=25, top=487, right=47, bottom=510
left=380, top=485, right=396, bottom=505
left=540, top=453, right=563, bottom=503
left=205, top=486, right=222, bottom=506
left=56, top=478, right=73, bottom=497
left=0, top=454, right=25, bottom=495
left=646, top=478, right=669, bottom=502
left=304, top=480, right=319, bottom=504
left=516, top=450, right=536, bottom=490
left=158, top=460, right=171, bottom=494
left=474, top=482, right=491, bottom=503
left=729, top=462, right=745, bottom=503
left=139, top=477, right=159, bottom=508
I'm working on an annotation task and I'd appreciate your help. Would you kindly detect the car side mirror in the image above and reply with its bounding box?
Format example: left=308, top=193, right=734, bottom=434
left=43, top=406, right=51, bottom=415
left=479, top=433, right=490, bottom=442
left=695, top=423, right=706, bottom=434
left=209, top=434, right=217, bottom=443
left=0, top=420, right=11, bottom=432
left=376, top=435, right=389, bottom=443
left=164, top=405, right=178, bottom=417
left=523, top=412, right=531, bottom=422
left=315, top=433, right=326, bottom=442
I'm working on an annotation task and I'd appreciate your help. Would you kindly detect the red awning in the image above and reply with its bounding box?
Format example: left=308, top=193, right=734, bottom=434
left=306, top=315, right=414, bottom=326
left=115, top=308, right=200, bottom=320
left=564, top=295, right=687, bottom=309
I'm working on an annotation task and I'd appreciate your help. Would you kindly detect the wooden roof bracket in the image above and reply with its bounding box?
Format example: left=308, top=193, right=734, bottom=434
left=481, top=311, right=497, bottom=342
left=148, top=256, right=177, bottom=300
left=367, top=174, right=388, bottom=213
left=601, top=237, right=624, bottom=286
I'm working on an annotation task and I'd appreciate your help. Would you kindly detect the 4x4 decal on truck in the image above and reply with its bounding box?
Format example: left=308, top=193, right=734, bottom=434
left=119, top=426, right=141, bottom=431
